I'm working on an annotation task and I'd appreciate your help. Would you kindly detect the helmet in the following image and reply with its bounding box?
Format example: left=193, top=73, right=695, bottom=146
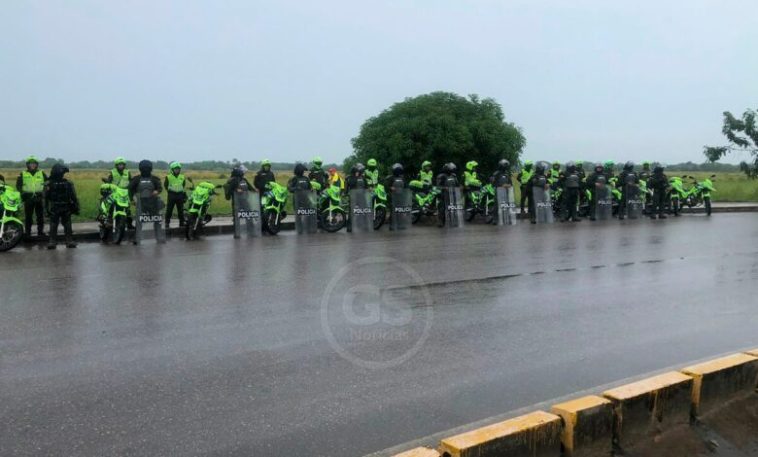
left=261, top=159, right=271, bottom=166
left=624, top=161, right=634, bottom=171
left=328, top=167, right=337, bottom=174
left=25, top=155, right=39, bottom=164
left=355, top=163, right=365, bottom=173
left=391, top=163, right=403, bottom=176
left=138, top=160, right=153, bottom=175
left=444, top=162, right=457, bottom=174
left=497, top=159, right=510, bottom=171
left=231, top=166, right=244, bottom=178
left=421, top=160, right=432, bottom=169
left=523, top=160, right=533, bottom=169
left=552, top=161, right=560, bottom=168
left=466, top=160, right=478, bottom=172
left=576, top=160, right=584, bottom=167
left=367, top=158, right=377, bottom=167
left=566, top=161, right=576, bottom=171
left=312, top=156, right=323, bottom=166
left=604, top=160, right=614, bottom=168
left=642, top=161, right=651, bottom=167
left=535, top=162, right=546, bottom=174
left=653, top=165, right=664, bottom=174
left=294, top=163, right=306, bottom=176
left=169, top=161, right=181, bottom=170
left=594, top=162, right=604, bottom=172
left=114, top=157, right=127, bottom=166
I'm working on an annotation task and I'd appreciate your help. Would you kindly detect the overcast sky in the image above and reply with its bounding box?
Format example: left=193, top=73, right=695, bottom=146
left=1, top=0, right=756, bottom=165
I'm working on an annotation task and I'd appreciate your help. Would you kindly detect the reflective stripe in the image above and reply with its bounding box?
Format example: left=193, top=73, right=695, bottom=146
left=22, top=171, right=45, bottom=193
left=166, top=174, right=186, bottom=192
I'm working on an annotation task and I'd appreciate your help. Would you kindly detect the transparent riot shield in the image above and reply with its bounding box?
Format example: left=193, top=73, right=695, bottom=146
left=443, top=187, right=465, bottom=228
left=294, top=189, right=318, bottom=234
left=233, top=190, right=262, bottom=238
left=496, top=187, right=518, bottom=226
left=625, top=184, right=643, bottom=219
left=349, top=189, right=373, bottom=233
left=135, top=195, right=166, bottom=244
left=390, top=188, right=413, bottom=230
left=532, top=185, right=554, bottom=224
left=595, top=184, right=613, bottom=221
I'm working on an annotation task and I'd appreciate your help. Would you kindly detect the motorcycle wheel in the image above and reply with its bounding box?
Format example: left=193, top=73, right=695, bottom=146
left=485, top=200, right=496, bottom=224
left=265, top=209, right=281, bottom=235
left=411, top=203, right=422, bottom=225
left=114, top=216, right=127, bottom=245
left=0, top=221, right=24, bottom=252
left=671, top=198, right=679, bottom=215
left=465, top=205, right=477, bottom=222
left=704, top=197, right=711, bottom=216
left=99, top=222, right=110, bottom=243
left=186, top=214, right=197, bottom=240
left=321, top=210, right=346, bottom=233
left=373, top=206, right=387, bottom=230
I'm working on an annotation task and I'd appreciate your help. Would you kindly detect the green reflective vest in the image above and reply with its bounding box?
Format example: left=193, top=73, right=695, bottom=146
left=464, top=171, right=481, bottom=187
left=365, top=168, right=379, bottom=186
left=419, top=170, right=433, bottom=184
left=519, top=169, right=533, bottom=185
left=111, top=169, right=131, bottom=188
left=166, top=173, right=186, bottom=192
left=22, top=171, right=45, bottom=194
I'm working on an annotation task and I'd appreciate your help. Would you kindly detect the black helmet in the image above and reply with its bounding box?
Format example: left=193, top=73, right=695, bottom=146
left=566, top=161, right=576, bottom=171
left=535, top=162, right=546, bottom=174
left=497, top=159, right=510, bottom=172
left=594, top=162, right=603, bottom=172
left=355, top=163, right=365, bottom=174
left=50, top=163, right=69, bottom=181
left=391, top=163, right=403, bottom=176
left=624, top=161, right=634, bottom=171
left=653, top=165, right=664, bottom=174
left=138, top=160, right=153, bottom=177
left=231, top=166, right=244, bottom=178
left=444, top=162, right=457, bottom=174
left=294, top=163, right=306, bottom=176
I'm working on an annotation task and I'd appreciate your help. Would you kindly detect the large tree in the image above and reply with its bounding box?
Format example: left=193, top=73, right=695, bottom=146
left=346, top=92, right=525, bottom=176
left=704, top=108, right=758, bottom=178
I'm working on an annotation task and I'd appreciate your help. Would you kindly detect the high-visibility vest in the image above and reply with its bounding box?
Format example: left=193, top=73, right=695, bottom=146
left=111, top=169, right=131, bottom=188
left=519, top=169, right=533, bottom=185
left=21, top=171, right=45, bottom=193
left=166, top=173, right=186, bottom=192
left=419, top=170, right=433, bottom=184
left=365, top=168, right=379, bottom=186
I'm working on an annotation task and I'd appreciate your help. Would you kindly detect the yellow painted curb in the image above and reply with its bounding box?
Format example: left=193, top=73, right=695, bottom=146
left=681, top=352, right=758, bottom=416
left=392, top=447, right=440, bottom=457
left=439, top=410, right=562, bottom=457
left=551, top=395, right=612, bottom=457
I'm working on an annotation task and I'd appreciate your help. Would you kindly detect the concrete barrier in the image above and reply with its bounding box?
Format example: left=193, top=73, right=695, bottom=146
left=681, top=352, right=758, bottom=417
left=391, top=448, right=440, bottom=457
left=550, top=395, right=612, bottom=457
left=438, top=410, right=561, bottom=457
left=602, top=371, right=692, bottom=449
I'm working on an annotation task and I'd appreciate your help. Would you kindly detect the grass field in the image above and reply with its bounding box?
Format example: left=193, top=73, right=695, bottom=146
left=1, top=169, right=756, bottom=223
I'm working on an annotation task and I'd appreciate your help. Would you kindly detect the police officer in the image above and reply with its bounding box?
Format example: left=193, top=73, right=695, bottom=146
left=617, top=161, right=638, bottom=220
left=490, top=159, right=513, bottom=225
left=365, top=158, right=380, bottom=188
left=560, top=161, right=582, bottom=222
left=345, top=163, right=368, bottom=233
left=308, top=156, right=327, bottom=190
left=128, top=160, right=164, bottom=244
left=585, top=163, right=606, bottom=221
left=254, top=159, right=276, bottom=197
left=224, top=166, right=255, bottom=199
left=418, top=160, right=433, bottom=186
left=288, top=163, right=312, bottom=192
left=526, top=162, right=549, bottom=224
left=385, top=163, right=409, bottom=230
left=517, top=160, right=534, bottom=215
left=436, top=162, right=459, bottom=227
left=648, top=165, right=669, bottom=219
left=463, top=160, right=482, bottom=216
left=104, top=157, right=131, bottom=188
left=16, top=155, right=47, bottom=238
left=44, top=164, right=79, bottom=249
left=164, top=162, right=192, bottom=228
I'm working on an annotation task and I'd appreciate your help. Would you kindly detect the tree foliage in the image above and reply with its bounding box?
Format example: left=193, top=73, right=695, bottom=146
left=704, top=109, right=758, bottom=178
left=345, top=92, right=525, bottom=176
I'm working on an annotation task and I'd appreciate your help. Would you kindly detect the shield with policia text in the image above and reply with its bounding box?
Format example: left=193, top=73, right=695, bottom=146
left=349, top=188, right=373, bottom=233
left=390, top=187, right=412, bottom=230
left=294, top=189, right=318, bottom=234
left=443, top=187, right=465, bottom=228
left=233, top=190, right=262, bottom=238
left=496, top=187, right=518, bottom=226
left=134, top=178, right=166, bottom=244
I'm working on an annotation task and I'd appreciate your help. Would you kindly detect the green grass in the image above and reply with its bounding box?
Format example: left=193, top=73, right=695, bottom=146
left=1, top=169, right=756, bottom=222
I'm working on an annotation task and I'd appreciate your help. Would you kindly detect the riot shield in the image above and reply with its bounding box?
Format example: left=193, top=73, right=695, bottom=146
left=294, top=190, right=318, bottom=234
left=443, top=187, right=465, bottom=228
left=233, top=190, right=262, bottom=238
left=135, top=195, right=166, bottom=244
left=625, top=184, right=643, bottom=219
left=595, top=184, right=613, bottom=221
left=390, top=188, right=412, bottom=230
left=496, top=187, right=518, bottom=226
left=349, top=189, right=373, bottom=233
left=532, top=185, right=554, bottom=224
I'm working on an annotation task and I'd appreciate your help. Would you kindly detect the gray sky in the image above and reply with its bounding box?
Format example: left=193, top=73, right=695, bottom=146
left=2, top=0, right=756, bottom=165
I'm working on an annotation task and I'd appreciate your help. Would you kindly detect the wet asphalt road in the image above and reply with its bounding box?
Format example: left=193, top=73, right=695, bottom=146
left=1, top=214, right=757, bottom=457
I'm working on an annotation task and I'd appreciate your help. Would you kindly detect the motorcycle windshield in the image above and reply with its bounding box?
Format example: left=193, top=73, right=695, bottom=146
left=443, top=187, right=465, bottom=228
left=595, top=184, right=612, bottom=220
left=532, top=185, right=554, bottom=224
left=349, top=189, right=374, bottom=233
left=496, top=187, right=518, bottom=226
left=233, top=190, right=262, bottom=238
left=625, top=184, right=643, bottom=219
left=294, top=189, right=318, bottom=234
left=390, top=188, right=413, bottom=231
left=135, top=194, right=166, bottom=244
